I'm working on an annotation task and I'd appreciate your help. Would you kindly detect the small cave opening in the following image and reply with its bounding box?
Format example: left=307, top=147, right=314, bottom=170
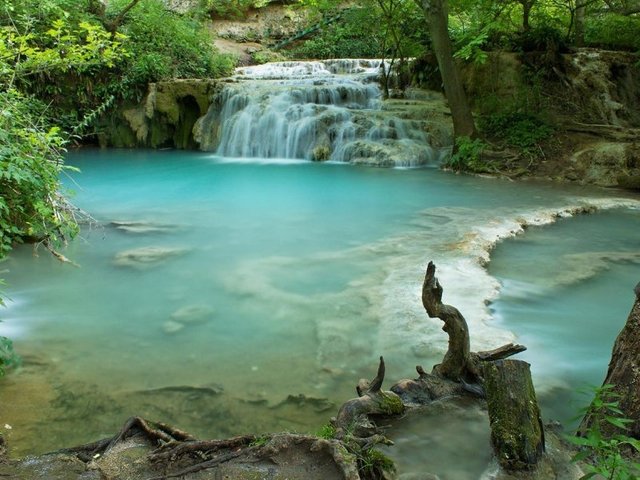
left=174, top=95, right=202, bottom=149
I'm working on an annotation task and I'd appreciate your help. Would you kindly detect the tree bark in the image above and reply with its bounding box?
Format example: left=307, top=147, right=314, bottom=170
left=574, top=2, right=586, bottom=47
left=580, top=283, right=640, bottom=439
left=483, top=359, right=545, bottom=471
left=520, top=0, right=535, bottom=32
left=420, top=0, right=476, bottom=139
left=107, top=0, right=142, bottom=33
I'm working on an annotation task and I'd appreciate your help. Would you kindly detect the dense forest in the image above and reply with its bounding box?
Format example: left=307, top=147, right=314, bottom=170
left=1, top=0, right=639, bottom=478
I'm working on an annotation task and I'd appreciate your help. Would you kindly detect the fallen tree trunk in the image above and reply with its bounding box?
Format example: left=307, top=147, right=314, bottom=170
left=483, top=359, right=545, bottom=471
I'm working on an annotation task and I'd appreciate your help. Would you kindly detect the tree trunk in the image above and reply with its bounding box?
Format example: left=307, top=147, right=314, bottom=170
left=574, top=2, right=586, bottom=47
left=580, top=283, right=640, bottom=439
left=421, top=0, right=476, bottom=139
left=483, top=359, right=545, bottom=471
left=521, top=0, right=534, bottom=32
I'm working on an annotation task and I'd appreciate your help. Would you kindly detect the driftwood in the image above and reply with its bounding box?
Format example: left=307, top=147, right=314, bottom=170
left=483, top=359, right=545, bottom=471
left=421, top=261, right=479, bottom=381
left=393, top=262, right=526, bottom=404
left=333, top=356, right=404, bottom=447
left=580, top=282, right=640, bottom=440
left=390, top=261, right=543, bottom=472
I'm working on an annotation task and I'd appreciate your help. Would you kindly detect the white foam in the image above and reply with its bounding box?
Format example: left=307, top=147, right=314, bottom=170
left=208, top=155, right=309, bottom=165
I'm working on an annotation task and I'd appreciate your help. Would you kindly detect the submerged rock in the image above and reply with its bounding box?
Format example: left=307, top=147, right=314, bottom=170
left=109, top=220, right=177, bottom=234
left=113, top=246, right=188, bottom=269
left=162, top=320, right=185, bottom=334
left=170, top=305, right=215, bottom=325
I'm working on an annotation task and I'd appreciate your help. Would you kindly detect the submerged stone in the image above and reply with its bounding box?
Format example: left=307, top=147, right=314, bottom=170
left=113, top=246, right=188, bottom=269
left=162, top=320, right=185, bottom=334
left=110, top=220, right=177, bottom=234
left=170, top=305, right=215, bottom=325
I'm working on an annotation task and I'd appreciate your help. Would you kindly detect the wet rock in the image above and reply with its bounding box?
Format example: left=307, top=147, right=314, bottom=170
left=113, top=246, right=188, bottom=269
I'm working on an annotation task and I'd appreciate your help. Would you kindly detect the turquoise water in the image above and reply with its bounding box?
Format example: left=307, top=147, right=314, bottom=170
left=488, top=210, right=640, bottom=424
left=1, top=149, right=639, bottom=478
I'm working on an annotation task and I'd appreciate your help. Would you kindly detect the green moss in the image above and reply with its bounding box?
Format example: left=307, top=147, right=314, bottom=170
left=312, top=145, right=331, bottom=161
left=379, top=392, right=404, bottom=415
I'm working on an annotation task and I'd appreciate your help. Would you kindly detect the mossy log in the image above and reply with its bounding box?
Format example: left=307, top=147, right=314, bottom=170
left=482, top=359, right=545, bottom=471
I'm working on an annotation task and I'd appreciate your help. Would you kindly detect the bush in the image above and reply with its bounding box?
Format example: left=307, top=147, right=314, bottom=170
left=480, top=110, right=552, bottom=152
left=567, top=385, right=640, bottom=480
left=0, top=335, right=20, bottom=376
left=511, top=23, right=567, bottom=54
left=0, top=90, right=78, bottom=254
left=445, top=136, right=490, bottom=173
left=584, top=14, right=640, bottom=51
left=289, top=6, right=425, bottom=60
left=109, top=0, right=235, bottom=91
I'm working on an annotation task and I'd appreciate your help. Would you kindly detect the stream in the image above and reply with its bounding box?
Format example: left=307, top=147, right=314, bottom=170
left=1, top=60, right=639, bottom=479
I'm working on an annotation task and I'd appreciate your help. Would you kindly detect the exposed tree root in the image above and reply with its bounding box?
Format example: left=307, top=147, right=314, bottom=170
left=333, top=356, right=404, bottom=444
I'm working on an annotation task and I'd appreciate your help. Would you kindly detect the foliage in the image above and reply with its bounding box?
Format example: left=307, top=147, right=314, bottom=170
left=107, top=0, right=235, bottom=97
left=511, top=22, right=568, bottom=52
left=453, top=26, right=491, bottom=64
left=251, top=49, right=286, bottom=64
left=289, top=3, right=425, bottom=61
left=0, top=335, right=20, bottom=377
left=249, top=434, right=270, bottom=447
left=315, top=423, right=337, bottom=439
left=0, top=89, right=79, bottom=254
left=0, top=4, right=123, bottom=254
left=480, top=109, right=553, bottom=152
left=584, top=13, right=640, bottom=50
left=358, top=448, right=395, bottom=479
left=288, top=8, right=381, bottom=59
left=446, top=136, right=489, bottom=172
left=567, top=384, right=640, bottom=480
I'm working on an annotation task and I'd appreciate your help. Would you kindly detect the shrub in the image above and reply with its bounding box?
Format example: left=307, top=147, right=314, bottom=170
left=511, top=23, right=567, bottom=54
left=445, top=136, right=490, bottom=173
left=567, top=384, right=640, bottom=480
left=109, top=0, right=235, bottom=90
left=480, top=110, right=552, bottom=152
left=0, top=335, right=20, bottom=376
left=584, top=14, right=640, bottom=51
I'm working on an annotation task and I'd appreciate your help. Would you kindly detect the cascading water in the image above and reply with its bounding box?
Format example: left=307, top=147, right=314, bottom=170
left=195, top=60, right=439, bottom=166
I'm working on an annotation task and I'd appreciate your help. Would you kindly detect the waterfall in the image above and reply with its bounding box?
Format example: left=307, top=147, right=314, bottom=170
left=195, top=60, right=441, bottom=167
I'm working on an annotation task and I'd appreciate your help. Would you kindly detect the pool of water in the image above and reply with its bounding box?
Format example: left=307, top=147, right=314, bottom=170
left=1, top=149, right=638, bottom=478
